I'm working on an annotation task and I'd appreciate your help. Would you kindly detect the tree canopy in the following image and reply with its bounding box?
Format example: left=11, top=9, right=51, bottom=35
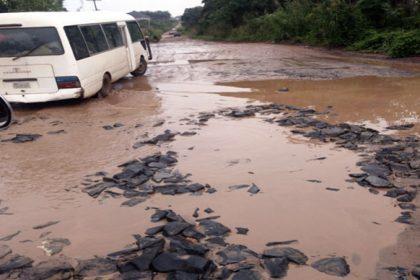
left=181, top=0, right=419, bottom=57
left=0, top=0, right=65, bottom=12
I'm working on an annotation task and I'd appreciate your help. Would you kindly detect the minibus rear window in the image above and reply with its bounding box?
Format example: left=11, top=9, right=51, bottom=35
left=0, top=27, right=64, bottom=57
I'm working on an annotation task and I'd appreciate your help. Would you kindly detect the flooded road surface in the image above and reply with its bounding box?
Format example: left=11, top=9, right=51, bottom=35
left=221, top=76, right=420, bottom=135
left=0, top=38, right=419, bottom=279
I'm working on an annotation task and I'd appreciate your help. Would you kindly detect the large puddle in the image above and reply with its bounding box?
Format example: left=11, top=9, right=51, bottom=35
left=221, top=76, right=420, bottom=135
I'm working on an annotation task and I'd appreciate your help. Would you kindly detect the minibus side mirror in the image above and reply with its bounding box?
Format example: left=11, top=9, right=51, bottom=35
left=0, top=95, right=12, bottom=130
left=144, top=36, right=153, bottom=60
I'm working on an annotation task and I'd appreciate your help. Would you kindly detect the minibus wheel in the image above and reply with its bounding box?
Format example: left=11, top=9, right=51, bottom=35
left=98, top=74, right=112, bottom=98
left=131, top=56, right=148, bottom=77
left=0, top=95, right=12, bottom=130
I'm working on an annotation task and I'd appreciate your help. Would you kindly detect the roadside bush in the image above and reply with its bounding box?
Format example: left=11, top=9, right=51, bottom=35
left=349, top=30, right=388, bottom=53
left=350, top=30, right=420, bottom=58
left=386, top=30, right=420, bottom=58
left=183, top=0, right=420, bottom=58
left=229, top=0, right=313, bottom=42
left=306, top=0, right=364, bottom=47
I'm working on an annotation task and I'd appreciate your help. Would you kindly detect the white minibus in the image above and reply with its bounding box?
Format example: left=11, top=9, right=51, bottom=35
left=0, top=12, right=152, bottom=103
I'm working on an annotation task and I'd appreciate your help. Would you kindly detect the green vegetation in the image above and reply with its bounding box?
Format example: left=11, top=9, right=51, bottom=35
left=129, top=11, right=177, bottom=42
left=0, top=0, right=65, bottom=12
left=182, top=0, right=420, bottom=58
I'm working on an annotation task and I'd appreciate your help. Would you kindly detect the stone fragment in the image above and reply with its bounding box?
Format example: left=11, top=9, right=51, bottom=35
left=0, top=245, right=12, bottom=259
left=263, top=257, right=289, bottom=278
left=365, top=175, right=391, bottom=188
left=217, top=245, right=258, bottom=266
left=130, top=243, right=163, bottom=271
left=0, top=230, right=20, bottom=241
left=236, top=227, right=249, bottom=235
left=263, top=247, right=308, bottom=265
left=121, top=197, right=146, bottom=207
left=151, top=252, right=211, bottom=273
left=163, top=222, right=191, bottom=236
left=311, top=257, right=350, bottom=277
left=199, top=220, right=231, bottom=236
left=0, top=254, right=33, bottom=274
left=3, top=134, right=42, bottom=143
left=76, top=257, right=116, bottom=278
left=229, top=184, right=250, bottom=191
left=248, top=184, right=260, bottom=194
left=151, top=209, right=169, bottom=222
left=39, top=238, right=71, bottom=256
left=32, top=221, right=60, bottom=230
left=28, top=257, right=75, bottom=280
left=231, top=269, right=263, bottom=280
left=169, top=236, right=209, bottom=256
left=266, top=240, right=298, bottom=247
left=145, top=225, right=164, bottom=236
left=168, top=271, right=199, bottom=280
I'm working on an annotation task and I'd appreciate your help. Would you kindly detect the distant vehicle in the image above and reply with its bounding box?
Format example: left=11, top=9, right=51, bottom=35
left=0, top=12, right=152, bottom=103
left=0, top=95, right=12, bottom=129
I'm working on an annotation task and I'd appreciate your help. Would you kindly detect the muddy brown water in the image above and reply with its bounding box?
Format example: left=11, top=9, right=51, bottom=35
left=0, top=38, right=419, bottom=279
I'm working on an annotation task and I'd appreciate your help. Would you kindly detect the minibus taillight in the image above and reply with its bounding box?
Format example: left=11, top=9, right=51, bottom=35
left=55, top=76, right=81, bottom=89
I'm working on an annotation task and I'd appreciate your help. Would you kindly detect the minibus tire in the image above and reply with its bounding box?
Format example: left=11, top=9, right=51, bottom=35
left=131, top=57, right=148, bottom=77
left=0, top=95, right=12, bottom=130
left=98, top=74, right=112, bottom=98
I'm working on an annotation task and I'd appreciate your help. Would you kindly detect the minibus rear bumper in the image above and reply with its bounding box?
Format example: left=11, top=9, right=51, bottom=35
left=3, top=88, right=83, bottom=104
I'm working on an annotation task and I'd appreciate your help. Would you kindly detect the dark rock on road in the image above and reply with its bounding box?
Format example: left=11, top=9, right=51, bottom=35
left=231, top=269, right=263, bottom=280
left=164, top=222, right=192, bottom=236
left=395, top=212, right=414, bottom=225
left=2, top=133, right=42, bottom=143
left=236, top=227, right=249, bottom=235
left=228, top=184, right=250, bottom=191
left=0, top=245, right=12, bottom=259
left=266, top=240, right=298, bottom=247
left=0, top=254, right=33, bottom=274
left=24, top=257, right=75, bottom=280
left=32, top=220, right=60, bottom=230
left=152, top=252, right=211, bottom=273
left=216, top=245, right=258, bottom=266
left=121, top=197, right=146, bottom=207
left=0, top=230, right=21, bottom=241
left=311, top=257, right=350, bottom=277
left=75, top=257, right=117, bottom=278
left=204, top=208, right=214, bottom=214
left=386, top=123, right=415, bottom=130
left=364, top=175, right=392, bottom=188
left=199, top=220, right=231, bottom=236
left=248, top=184, right=260, bottom=194
left=263, top=247, right=308, bottom=265
left=39, top=238, right=71, bottom=256
left=263, top=257, right=289, bottom=278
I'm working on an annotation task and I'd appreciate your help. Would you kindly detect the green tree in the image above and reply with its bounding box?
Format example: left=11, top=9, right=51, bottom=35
left=0, top=0, right=65, bottom=12
left=182, top=6, right=203, bottom=28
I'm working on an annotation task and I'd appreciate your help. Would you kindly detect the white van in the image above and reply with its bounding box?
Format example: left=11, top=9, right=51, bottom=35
left=0, top=12, right=152, bottom=103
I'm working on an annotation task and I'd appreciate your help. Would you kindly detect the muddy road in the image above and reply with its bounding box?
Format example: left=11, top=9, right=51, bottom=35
left=0, top=38, right=419, bottom=279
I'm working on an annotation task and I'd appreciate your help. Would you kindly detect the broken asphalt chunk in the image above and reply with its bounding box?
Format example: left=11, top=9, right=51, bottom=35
left=311, top=257, right=350, bottom=277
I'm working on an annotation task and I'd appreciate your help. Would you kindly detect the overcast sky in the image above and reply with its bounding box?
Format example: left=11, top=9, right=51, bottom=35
left=64, top=0, right=203, bottom=16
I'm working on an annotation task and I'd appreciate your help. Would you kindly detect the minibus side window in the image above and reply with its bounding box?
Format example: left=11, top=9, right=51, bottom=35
left=80, top=25, right=109, bottom=54
left=64, top=26, right=90, bottom=60
left=102, top=23, right=123, bottom=49
left=126, top=21, right=143, bottom=42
